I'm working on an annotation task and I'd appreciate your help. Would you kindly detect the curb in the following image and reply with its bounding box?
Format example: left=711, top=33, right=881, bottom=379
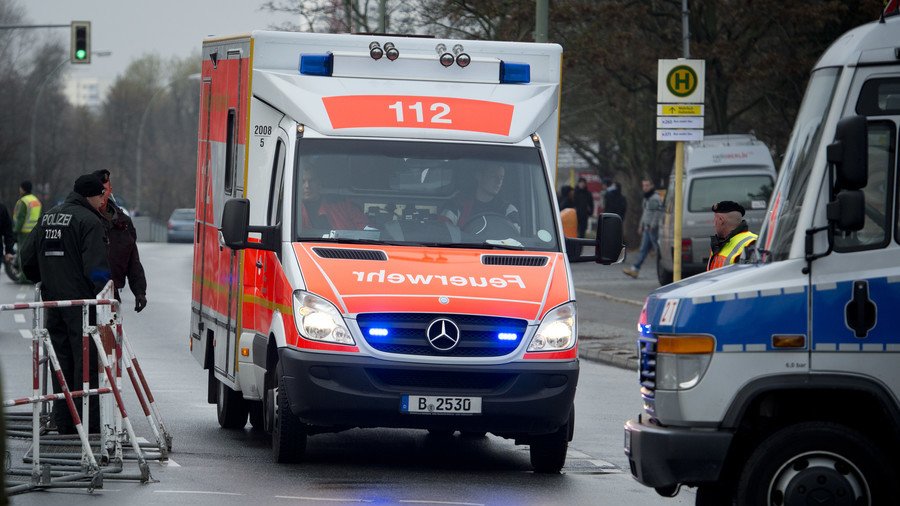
left=578, top=348, right=639, bottom=371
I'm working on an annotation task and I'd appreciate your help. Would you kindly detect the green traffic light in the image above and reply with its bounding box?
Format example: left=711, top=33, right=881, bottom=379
left=75, top=49, right=86, bottom=60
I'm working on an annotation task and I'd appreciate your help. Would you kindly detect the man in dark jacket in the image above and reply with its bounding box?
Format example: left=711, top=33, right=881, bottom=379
left=21, top=174, right=111, bottom=434
left=0, top=201, right=14, bottom=263
left=93, top=170, right=147, bottom=311
left=602, top=179, right=627, bottom=222
left=573, top=177, right=594, bottom=238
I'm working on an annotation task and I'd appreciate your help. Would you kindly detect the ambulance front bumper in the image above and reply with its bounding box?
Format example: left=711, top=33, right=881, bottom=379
left=278, top=347, right=578, bottom=436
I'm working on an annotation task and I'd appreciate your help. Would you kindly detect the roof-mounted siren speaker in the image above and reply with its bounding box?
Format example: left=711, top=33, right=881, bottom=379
left=452, top=44, right=470, bottom=68
left=436, top=43, right=454, bottom=67
left=369, top=41, right=383, bottom=60
left=384, top=42, right=399, bottom=61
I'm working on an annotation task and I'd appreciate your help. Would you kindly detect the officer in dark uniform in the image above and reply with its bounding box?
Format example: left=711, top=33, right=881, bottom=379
left=21, top=174, right=111, bottom=434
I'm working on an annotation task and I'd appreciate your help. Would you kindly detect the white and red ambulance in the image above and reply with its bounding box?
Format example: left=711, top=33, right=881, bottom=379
left=190, top=31, right=623, bottom=472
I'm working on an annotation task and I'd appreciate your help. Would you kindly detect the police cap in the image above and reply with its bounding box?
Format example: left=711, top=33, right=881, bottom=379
left=74, top=174, right=104, bottom=198
left=711, top=200, right=745, bottom=216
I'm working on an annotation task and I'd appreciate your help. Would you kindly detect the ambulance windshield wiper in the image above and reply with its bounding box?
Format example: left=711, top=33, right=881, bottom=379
left=299, top=237, right=411, bottom=247
left=443, top=241, right=526, bottom=251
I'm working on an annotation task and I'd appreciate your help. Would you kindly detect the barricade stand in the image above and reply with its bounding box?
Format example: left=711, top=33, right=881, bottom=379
left=2, top=282, right=165, bottom=495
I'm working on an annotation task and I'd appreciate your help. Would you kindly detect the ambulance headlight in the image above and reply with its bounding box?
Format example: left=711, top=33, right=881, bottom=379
left=528, top=302, right=576, bottom=352
left=654, top=335, right=715, bottom=390
left=293, top=291, right=354, bottom=345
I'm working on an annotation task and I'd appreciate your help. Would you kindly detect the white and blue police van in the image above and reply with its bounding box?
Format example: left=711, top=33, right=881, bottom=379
left=625, top=10, right=900, bottom=505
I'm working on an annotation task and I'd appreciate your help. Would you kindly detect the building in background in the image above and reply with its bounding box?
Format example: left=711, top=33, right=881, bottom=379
left=63, top=76, right=107, bottom=109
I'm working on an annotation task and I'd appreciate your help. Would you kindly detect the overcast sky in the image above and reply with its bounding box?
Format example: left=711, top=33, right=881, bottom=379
left=23, top=0, right=292, bottom=83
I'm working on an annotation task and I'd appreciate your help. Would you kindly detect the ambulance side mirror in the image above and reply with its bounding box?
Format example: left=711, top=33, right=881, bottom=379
left=221, top=199, right=251, bottom=250
left=595, top=213, right=625, bottom=265
left=221, top=198, right=280, bottom=252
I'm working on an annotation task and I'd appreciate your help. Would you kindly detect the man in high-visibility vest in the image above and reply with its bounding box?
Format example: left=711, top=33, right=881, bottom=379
left=708, top=200, right=757, bottom=271
left=12, top=181, right=41, bottom=283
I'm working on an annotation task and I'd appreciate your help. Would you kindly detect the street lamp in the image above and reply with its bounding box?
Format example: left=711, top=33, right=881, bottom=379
left=134, top=73, right=201, bottom=213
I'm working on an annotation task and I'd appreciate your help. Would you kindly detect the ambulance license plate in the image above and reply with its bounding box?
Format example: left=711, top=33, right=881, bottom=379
left=401, top=395, right=482, bottom=415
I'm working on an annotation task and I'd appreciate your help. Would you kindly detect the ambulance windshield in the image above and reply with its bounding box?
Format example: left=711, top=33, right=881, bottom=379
left=295, top=139, right=560, bottom=252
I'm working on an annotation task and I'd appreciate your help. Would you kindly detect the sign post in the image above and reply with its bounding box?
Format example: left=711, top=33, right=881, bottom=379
left=657, top=58, right=704, bottom=282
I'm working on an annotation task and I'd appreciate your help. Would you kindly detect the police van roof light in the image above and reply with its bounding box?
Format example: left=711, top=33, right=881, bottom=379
left=299, top=53, right=334, bottom=76
left=369, top=42, right=383, bottom=60
left=500, top=61, right=530, bottom=84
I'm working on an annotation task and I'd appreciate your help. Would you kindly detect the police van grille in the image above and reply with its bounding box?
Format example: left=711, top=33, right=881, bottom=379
left=313, top=247, right=387, bottom=261
left=638, top=335, right=657, bottom=416
left=482, top=255, right=548, bottom=266
left=357, top=313, right=528, bottom=358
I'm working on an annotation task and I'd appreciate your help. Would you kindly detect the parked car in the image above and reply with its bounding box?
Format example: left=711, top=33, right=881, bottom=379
left=167, top=208, right=195, bottom=243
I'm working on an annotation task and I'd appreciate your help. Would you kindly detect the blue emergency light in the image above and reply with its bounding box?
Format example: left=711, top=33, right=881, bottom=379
left=368, top=328, right=389, bottom=337
left=497, top=332, right=518, bottom=341
left=499, top=62, right=530, bottom=84
left=299, top=53, right=334, bottom=76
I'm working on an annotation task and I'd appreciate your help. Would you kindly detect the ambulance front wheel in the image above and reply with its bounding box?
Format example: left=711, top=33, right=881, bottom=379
left=736, top=421, right=895, bottom=506
left=529, top=407, right=573, bottom=474
left=216, top=375, right=249, bottom=429
left=272, top=369, right=307, bottom=464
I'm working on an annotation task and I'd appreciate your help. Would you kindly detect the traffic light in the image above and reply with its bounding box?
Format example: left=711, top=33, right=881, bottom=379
left=70, top=21, right=91, bottom=64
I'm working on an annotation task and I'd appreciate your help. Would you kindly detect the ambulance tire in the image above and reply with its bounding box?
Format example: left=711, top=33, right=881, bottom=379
left=272, top=372, right=307, bottom=464
left=657, top=255, right=673, bottom=286
left=735, top=421, right=895, bottom=506
left=216, top=378, right=249, bottom=429
left=529, top=409, right=572, bottom=474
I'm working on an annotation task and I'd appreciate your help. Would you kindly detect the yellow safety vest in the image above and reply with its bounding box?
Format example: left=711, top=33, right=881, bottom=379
left=16, top=194, right=42, bottom=234
left=708, top=230, right=757, bottom=271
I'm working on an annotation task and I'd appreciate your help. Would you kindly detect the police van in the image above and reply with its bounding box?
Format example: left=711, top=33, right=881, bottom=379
left=625, top=11, right=900, bottom=504
left=656, top=134, right=776, bottom=284
left=189, top=31, right=623, bottom=471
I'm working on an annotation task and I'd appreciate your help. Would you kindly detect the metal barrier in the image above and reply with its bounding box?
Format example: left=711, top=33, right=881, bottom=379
left=2, top=281, right=172, bottom=495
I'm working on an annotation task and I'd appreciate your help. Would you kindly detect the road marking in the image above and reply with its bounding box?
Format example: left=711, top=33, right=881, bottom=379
left=19, top=329, right=32, bottom=339
left=275, top=497, right=373, bottom=503
left=166, top=459, right=181, bottom=467
left=16, top=292, right=26, bottom=300
left=14, top=314, right=25, bottom=323
left=575, top=288, right=643, bottom=307
left=567, top=449, right=591, bottom=459
left=399, top=502, right=484, bottom=506
left=154, top=490, right=244, bottom=496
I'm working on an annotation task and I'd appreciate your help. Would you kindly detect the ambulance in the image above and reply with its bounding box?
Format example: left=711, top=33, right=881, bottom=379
left=625, top=10, right=900, bottom=504
left=189, top=31, right=624, bottom=471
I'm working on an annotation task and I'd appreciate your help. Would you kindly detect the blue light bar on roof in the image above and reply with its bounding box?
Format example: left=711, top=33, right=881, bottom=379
left=299, top=53, right=334, bottom=76
left=499, top=61, right=530, bottom=84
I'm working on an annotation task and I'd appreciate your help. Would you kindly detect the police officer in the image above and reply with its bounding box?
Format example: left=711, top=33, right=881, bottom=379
left=708, top=200, right=758, bottom=271
left=21, top=174, right=110, bottom=434
left=12, top=181, right=41, bottom=283
left=92, top=170, right=148, bottom=311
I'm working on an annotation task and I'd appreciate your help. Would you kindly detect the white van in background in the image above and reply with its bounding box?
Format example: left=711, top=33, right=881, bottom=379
left=657, top=134, right=776, bottom=284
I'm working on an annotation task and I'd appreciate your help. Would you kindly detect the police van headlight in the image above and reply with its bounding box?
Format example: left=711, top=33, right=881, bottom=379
left=528, top=302, right=576, bottom=352
left=655, top=335, right=714, bottom=390
left=293, top=291, right=355, bottom=345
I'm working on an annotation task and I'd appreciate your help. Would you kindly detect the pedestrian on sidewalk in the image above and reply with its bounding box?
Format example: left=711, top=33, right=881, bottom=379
left=707, top=200, right=757, bottom=271
left=623, top=177, right=662, bottom=279
left=602, top=178, right=627, bottom=222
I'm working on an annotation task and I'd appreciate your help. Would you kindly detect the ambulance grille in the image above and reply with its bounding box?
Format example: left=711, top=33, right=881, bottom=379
left=638, top=335, right=657, bottom=417
left=357, top=313, right=528, bottom=358
left=313, top=247, right=387, bottom=261
left=482, top=255, right=548, bottom=266
left=367, top=369, right=514, bottom=391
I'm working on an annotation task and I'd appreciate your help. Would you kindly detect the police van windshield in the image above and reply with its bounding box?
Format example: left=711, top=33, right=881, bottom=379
left=758, top=67, right=841, bottom=261
left=294, top=139, right=560, bottom=252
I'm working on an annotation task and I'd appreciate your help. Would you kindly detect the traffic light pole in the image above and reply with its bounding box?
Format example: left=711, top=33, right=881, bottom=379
left=29, top=58, right=70, bottom=179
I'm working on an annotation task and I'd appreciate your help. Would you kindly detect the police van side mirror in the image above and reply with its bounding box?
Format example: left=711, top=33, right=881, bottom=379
left=827, top=115, right=867, bottom=192
left=221, top=199, right=250, bottom=250
left=221, top=198, right=279, bottom=252
left=827, top=190, right=865, bottom=232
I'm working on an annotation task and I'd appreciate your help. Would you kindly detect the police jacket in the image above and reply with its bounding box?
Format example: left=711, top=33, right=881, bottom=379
left=707, top=220, right=757, bottom=271
left=20, top=192, right=111, bottom=301
left=100, top=200, right=147, bottom=297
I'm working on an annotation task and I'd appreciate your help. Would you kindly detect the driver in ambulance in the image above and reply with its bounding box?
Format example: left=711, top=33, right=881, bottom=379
left=440, top=165, right=520, bottom=233
left=300, top=165, right=367, bottom=231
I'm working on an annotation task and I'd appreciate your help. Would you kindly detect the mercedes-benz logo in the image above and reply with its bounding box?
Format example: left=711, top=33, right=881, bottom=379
left=426, top=318, right=461, bottom=351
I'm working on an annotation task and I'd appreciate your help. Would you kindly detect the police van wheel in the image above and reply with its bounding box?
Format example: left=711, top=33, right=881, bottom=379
left=529, top=409, right=572, bottom=474
left=736, top=421, right=895, bottom=506
left=216, top=378, right=249, bottom=429
left=272, top=373, right=307, bottom=464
